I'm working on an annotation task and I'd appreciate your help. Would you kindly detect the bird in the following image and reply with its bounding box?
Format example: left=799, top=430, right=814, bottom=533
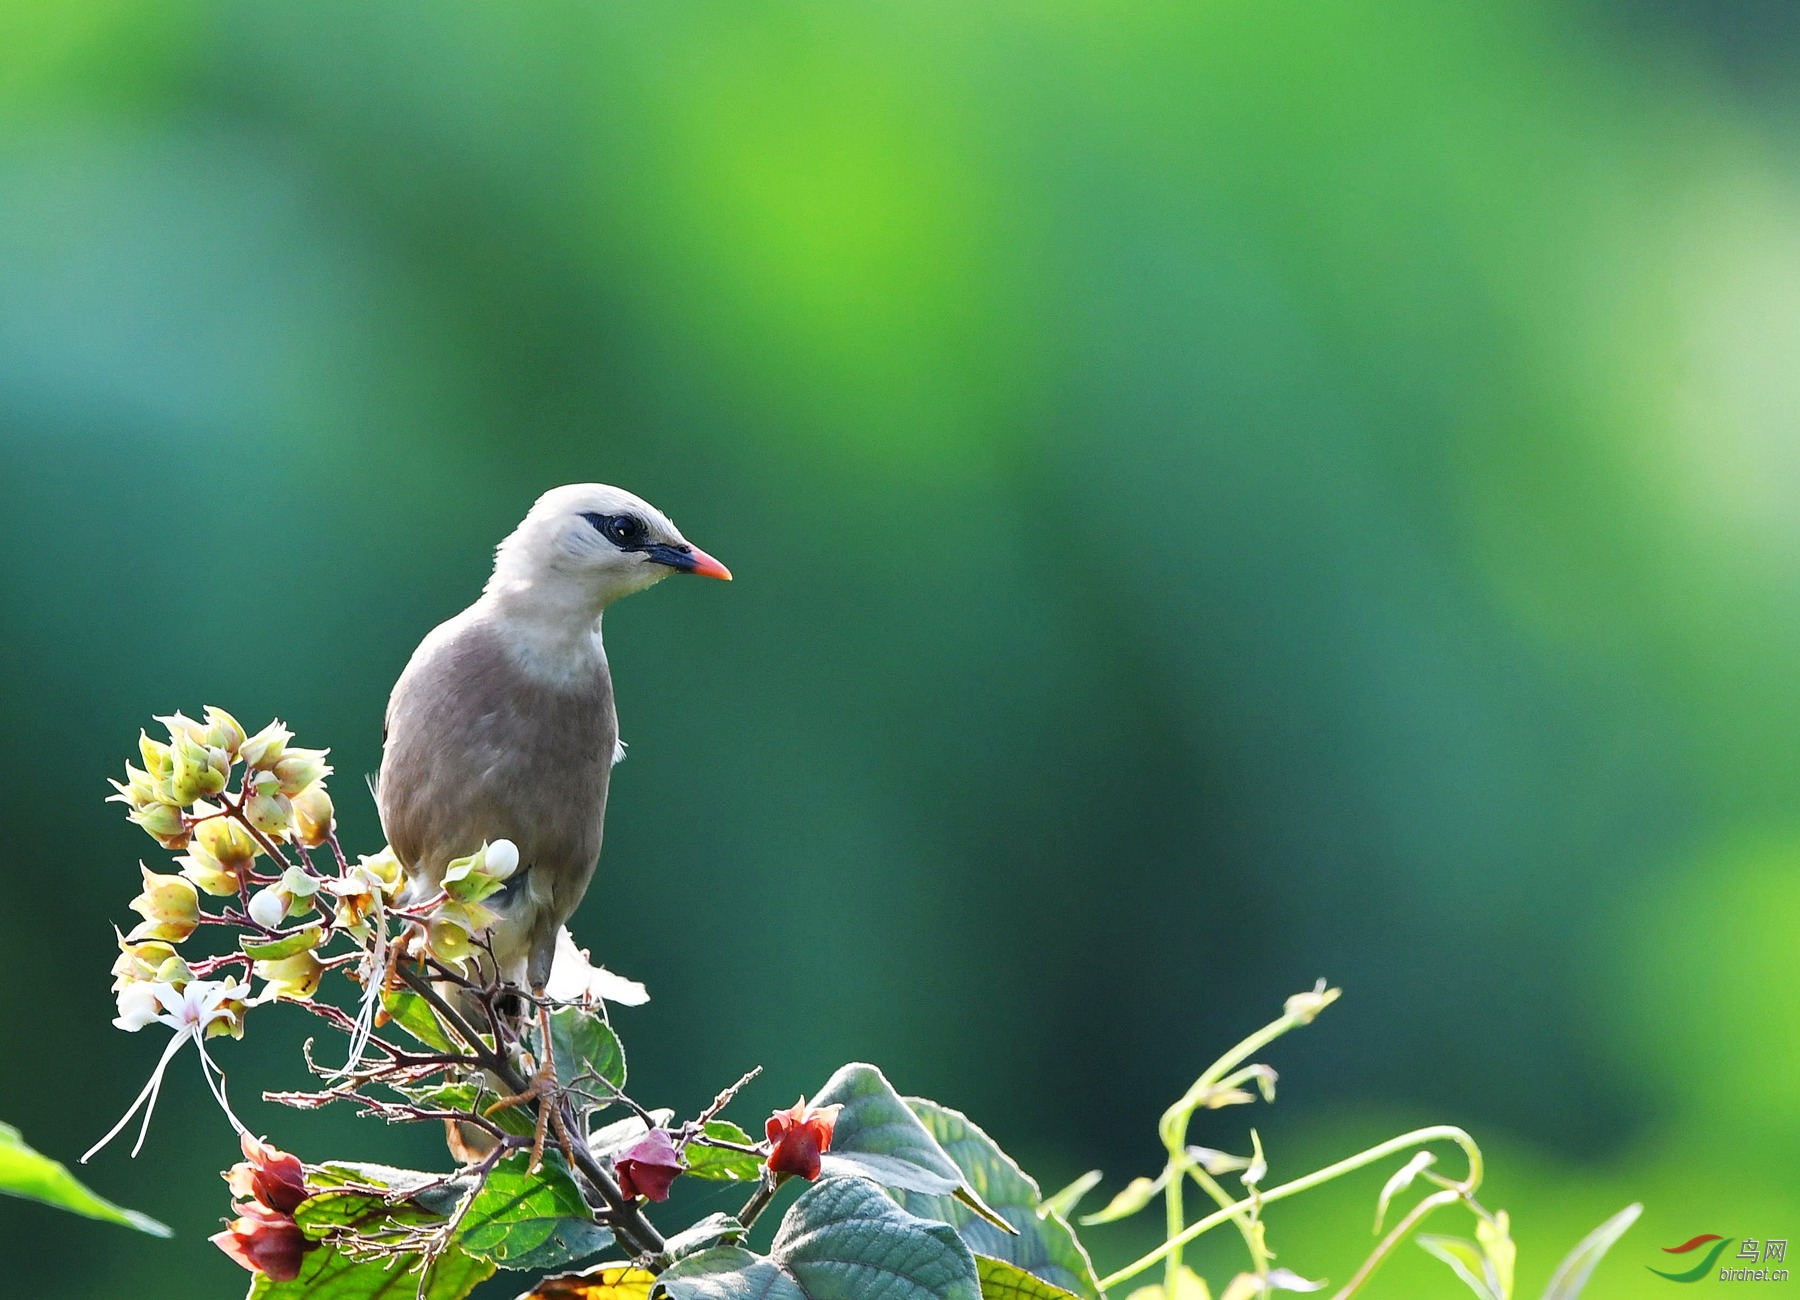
left=377, top=483, right=730, bottom=997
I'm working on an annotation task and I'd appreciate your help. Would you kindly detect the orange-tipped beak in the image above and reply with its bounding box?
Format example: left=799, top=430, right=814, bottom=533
left=685, top=544, right=732, bottom=581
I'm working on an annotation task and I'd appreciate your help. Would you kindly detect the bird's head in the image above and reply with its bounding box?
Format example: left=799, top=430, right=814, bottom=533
left=488, top=483, right=731, bottom=612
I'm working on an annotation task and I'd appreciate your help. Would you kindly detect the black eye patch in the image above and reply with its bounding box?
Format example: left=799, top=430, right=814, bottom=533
left=580, top=512, right=649, bottom=550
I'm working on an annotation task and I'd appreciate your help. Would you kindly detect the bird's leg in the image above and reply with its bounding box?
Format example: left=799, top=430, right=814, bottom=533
left=483, top=998, right=562, bottom=1172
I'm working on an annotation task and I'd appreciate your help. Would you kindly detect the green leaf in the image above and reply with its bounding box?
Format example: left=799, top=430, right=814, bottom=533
left=1541, top=1204, right=1641, bottom=1300
left=1373, top=1151, right=1435, bottom=1233
left=248, top=1241, right=495, bottom=1300
left=975, top=1256, right=1081, bottom=1300
left=545, top=1005, right=626, bottom=1097
left=809, top=1064, right=1011, bottom=1234
left=0, top=1121, right=169, bottom=1236
left=664, top=1213, right=746, bottom=1259
left=682, top=1121, right=764, bottom=1183
left=381, top=989, right=455, bottom=1052
left=243, top=924, right=325, bottom=960
left=896, top=1098, right=1101, bottom=1299
left=660, top=1177, right=981, bottom=1300
left=1418, top=1234, right=1503, bottom=1300
left=400, top=1080, right=537, bottom=1138
left=456, top=1153, right=611, bottom=1271
left=1037, top=1172, right=1101, bottom=1223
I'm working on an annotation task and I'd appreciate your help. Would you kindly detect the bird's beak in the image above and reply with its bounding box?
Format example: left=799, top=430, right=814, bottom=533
left=682, top=544, right=732, bottom=581
left=646, top=540, right=732, bottom=579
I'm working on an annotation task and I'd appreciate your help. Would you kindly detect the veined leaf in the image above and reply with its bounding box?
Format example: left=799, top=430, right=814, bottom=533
left=0, top=1121, right=169, bottom=1236
left=976, top=1256, right=1081, bottom=1300
left=682, top=1121, right=763, bottom=1183
left=1541, top=1203, right=1642, bottom=1300
left=545, top=1006, right=626, bottom=1098
left=899, top=1098, right=1101, bottom=1298
left=380, top=989, right=455, bottom=1052
left=659, top=1177, right=981, bottom=1300
left=457, top=1153, right=612, bottom=1271
left=243, top=925, right=325, bottom=960
left=664, top=1213, right=746, bottom=1259
left=400, top=1080, right=537, bottom=1138
left=809, top=1065, right=1009, bottom=1232
left=516, top=1262, right=657, bottom=1299
left=248, top=1241, right=494, bottom=1300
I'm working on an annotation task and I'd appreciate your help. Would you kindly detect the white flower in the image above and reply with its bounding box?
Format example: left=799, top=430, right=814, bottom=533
left=83, top=979, right=248, bottom=1163
left=545, top=926, right=649, bottom=1007
left=113, top=982, right=163, bottom=1032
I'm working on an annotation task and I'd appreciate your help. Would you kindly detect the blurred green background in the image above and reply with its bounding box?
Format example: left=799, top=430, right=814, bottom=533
left=3, top=2, right=1798, bottom=1296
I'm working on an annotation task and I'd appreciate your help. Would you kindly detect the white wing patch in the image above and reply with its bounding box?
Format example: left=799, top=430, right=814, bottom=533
left=612, top=736, right=628, bottom=766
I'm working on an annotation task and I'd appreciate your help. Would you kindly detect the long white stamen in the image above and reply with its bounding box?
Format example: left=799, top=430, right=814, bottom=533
left=83, top=1027, right=192, bottom=1163
left=196, top=1039, right=247, bottom=1136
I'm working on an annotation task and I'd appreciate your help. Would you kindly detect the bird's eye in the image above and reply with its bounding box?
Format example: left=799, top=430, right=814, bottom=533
left=581, top=512, right=647, bottom=548
left=607, top=516, right=645, bottom=545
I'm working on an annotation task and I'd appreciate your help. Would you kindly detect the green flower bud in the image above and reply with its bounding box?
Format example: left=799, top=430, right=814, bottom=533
left=244, top=775, right=294, bottom=837
left=177, top=843, right=244, bottom=897
left=203, top=705, right=246, bottom=756
left=278, top=866, right=320, bottom=914
left=271, top=748, right=332, bottom=797
left=129, top=801, right=190, bottom=850
left=108, top=764, right=157, bottom=812
left=239, top=721, right=292, bottom=771
left=170, top=733, right=227, bottom=804
left=138, top=731, right=171, bottom=779
left=127, top=865, right=200, bottom=942
left=194, top=804, right=259, bottom=869
left=253, top=950, right=324, bottom=1002
left=291, top=785, right=334, bottom=848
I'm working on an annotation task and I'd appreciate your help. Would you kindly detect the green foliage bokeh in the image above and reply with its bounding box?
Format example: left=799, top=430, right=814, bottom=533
left=1, top=3, right=1796, bottom=1296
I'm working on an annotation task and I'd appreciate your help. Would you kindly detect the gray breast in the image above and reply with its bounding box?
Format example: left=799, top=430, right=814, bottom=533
left=377, top=613, right=617, bottom=933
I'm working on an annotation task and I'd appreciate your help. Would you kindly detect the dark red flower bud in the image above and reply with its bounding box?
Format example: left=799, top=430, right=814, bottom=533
left=211, top=1203, right=313, bottom=1282
left=615, top=1128, right=683, bottom=1202
left=765, top=1097, right=842, bottom=1181
left=224, top=1133, right=309, bottom=1215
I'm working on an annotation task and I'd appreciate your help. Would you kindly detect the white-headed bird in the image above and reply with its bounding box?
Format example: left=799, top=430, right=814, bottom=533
left=378, top=483, right=730, bottom=995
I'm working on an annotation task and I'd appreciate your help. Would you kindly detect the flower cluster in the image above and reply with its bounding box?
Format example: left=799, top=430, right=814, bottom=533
left=210, top=1134, right=315, bottom=1282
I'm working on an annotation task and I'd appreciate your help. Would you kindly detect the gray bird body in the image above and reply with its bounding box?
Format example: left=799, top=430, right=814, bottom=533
left=376, top=483, right=730, bottom=993
left=379, top=603, right=617, bottom=990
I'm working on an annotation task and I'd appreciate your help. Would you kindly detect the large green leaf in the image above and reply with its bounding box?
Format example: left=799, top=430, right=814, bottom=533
left=975, top=1257, right=1081, bottom=1300
left=897, top=1099, right=1101, bottom=1299
left=247, top=1242, right=495, bottom=1300
left=811, top=1064, right=961, bottom=1197
left=659, top=1176, right=981, bottom=1300
left=545, top=1006, right=626, bottom=1098
left=0, top=1121, right=169, bottom=1236
left=456, top=1153, right=612, bottom=1271
left=401, top=1079, right=537, bottom=1138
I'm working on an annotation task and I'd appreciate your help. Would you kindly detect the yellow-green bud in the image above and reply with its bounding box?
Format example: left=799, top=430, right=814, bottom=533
left=202, top=705, right=246, bottom=756
left=112, top=936, right=181, bottom=990
left=253, top=950, right=324, bottom=1002
left=292, top=784, right=334, bottom=848
left=108, top=764, right=157, bottom=812
left=239, top=720, right=292, bottom=771
left=129, top=801, right=190, bottom=850
left=138, top=731, right=171, bottom=779
left=271, top=747, right=332, bottom=797
left=244, top=775, right=294, bottom=837
left=127, top=865, right=200, bottom=942
left=176, top=843, right=243, bottom=897
left=170, top=732, right=227, bottom=804
left=194, top=804, right=259, bottom=869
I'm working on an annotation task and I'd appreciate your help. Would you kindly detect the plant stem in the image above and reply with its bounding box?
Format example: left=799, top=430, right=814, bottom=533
left=1101, top=1125, right=1481, bottom=1291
